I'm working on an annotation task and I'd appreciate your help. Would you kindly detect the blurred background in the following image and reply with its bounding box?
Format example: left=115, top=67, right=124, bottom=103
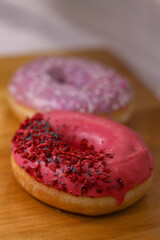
left=0, top=0, right=159, bottom=99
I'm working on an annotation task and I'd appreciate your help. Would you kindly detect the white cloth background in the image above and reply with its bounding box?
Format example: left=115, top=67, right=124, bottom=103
left=0, top=0, right=160, bottom=99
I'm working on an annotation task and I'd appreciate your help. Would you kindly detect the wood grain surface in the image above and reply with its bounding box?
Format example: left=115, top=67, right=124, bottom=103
left=0, top=50, right=160, bottom=240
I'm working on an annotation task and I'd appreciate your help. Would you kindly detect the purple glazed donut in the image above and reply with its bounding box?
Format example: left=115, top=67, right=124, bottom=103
left=8, top=57, right=133, bottom=121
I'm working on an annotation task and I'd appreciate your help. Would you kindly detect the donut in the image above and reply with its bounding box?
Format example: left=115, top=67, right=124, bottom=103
left=8, top=57, right=133, bottom=122
left=11, top=111, right=154, bottom=215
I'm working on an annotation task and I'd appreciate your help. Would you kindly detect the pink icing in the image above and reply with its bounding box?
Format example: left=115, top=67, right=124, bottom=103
left=12, top=111, right=154, bottom=204
left=8, top=57, right=133, bottom=114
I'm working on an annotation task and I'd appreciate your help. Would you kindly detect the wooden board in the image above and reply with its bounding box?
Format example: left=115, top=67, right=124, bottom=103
left=0, top=50, right=160, bottom=240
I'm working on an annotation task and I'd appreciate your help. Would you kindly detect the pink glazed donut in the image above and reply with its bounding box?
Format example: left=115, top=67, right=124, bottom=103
left=11, top=111, right=154, bottom=215
left=8, top=57, right=133, bottom=122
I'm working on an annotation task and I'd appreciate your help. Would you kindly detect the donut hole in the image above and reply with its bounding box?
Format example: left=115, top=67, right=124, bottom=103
left=48, top=68, right=66, bottom=84
left=54, top=123, right=105, bottom=152
left=47, top=66, right=90, bottom=88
